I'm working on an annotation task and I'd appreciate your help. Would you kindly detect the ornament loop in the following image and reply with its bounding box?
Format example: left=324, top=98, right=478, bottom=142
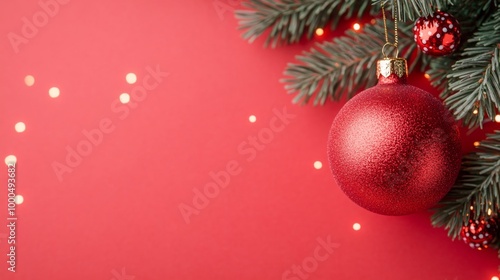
left=381, top=1, right=399, bottom=58
left=381, top=42, right=399, bottom=58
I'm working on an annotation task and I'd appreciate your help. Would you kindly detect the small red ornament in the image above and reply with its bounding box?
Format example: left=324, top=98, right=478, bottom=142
left=413, top=11, right=461, bottom=56
left=460, top=218, right=498, bottom=250
left=327, top=57, right=462, bottom=215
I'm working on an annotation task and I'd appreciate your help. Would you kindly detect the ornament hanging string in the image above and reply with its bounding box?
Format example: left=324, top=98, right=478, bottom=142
left=381, top=1, right=399, bottom=58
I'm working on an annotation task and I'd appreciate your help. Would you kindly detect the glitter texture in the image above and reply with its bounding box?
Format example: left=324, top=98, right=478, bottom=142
left=327, top=73, right=462, bottom=215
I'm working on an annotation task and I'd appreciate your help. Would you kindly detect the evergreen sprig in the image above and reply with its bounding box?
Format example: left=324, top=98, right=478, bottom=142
left=236, top=0, right=454, bottom=48
left=235, top=0, right=372, bottom=47
left=370, top=0, right=449, bottom=22
left=424, top=0, right=497, bottom=127
left=444, top=9, right=500, bottom=128
left=282, top=20, right=426, bottom=104
left=432, top=131, right=500, bottom=239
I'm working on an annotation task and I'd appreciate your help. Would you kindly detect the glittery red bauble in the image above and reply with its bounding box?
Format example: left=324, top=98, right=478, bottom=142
left=460, top=218, right=498, bottom=250
left=413, top=11, right=461, bottom=56
left=327, top=71, right=462, bottom=215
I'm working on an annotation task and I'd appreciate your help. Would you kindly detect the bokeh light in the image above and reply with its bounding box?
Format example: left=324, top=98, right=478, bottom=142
left=49, top=87, right=60, bottom=98
left=15, top=122, right=26, bottom=133
left=353, top=223, right=361, bottom=231
left=24, top=75, right=35, bottom=87
left=314, top=161, right=323, bottom=169
left=120, top=93, right=130, bottom=104
left=126, top=73, right=137, bottom=84
left=315, top=28, right=325, bottom=36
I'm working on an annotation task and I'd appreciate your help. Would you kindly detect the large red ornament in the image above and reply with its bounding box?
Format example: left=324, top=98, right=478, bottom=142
left=413, top=11, right=461, bottom=56
left=327, top=58, right=462, bottom=215
left=460, top=218, right=498, bottom=250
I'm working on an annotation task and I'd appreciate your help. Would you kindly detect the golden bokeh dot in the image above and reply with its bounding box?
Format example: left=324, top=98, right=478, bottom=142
left=126, top=73, right=137, bottom=84
left=353, top=23, right=361, bottom=31
left=119, top=93, right=131, bottom=104
left=474, top=141, right=480, bottom=147
left=315, top=28, right=325, bottom=36
left=314, top=161, right=323, bottom=169
left=495, top=115, right=500, bottom=122
left=49, top=87, right=60, bottom=98
left=24, top=75, right=35, bottom=87
left=15, top=195, right=24, bottom=205
left=5, top=155, right=17, bottom=165
left=15, top=122, right=26, bottom=133
left=249, top=115, right=257, bottom=123
left=353, top=223, right=361, bottom=231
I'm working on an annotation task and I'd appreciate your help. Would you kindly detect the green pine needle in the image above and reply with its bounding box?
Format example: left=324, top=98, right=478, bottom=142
left=282, top=20, right=426, bottom=105
left=370, top=0, right=449, bottom=22
left=432, top=130, right=500, bottom=239
left=445, top=9, right=500, bottom=128
left=236, top=0, right=371, bottom=47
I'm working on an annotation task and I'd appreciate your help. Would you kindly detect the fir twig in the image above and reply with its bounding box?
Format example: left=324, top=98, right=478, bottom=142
left=235, top=0, right=371, bottom=47
left=370, top=0, right=449, bottom=22
left=432, top=131, right=500, bottom=239
left=426, top=0, right=498, bottom=105
left=282, top=20, right=426, bottom=105
left=444, top=9, right=500, bottom=128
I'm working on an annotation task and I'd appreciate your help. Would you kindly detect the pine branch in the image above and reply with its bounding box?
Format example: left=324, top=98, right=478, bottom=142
left=235, top=0, right=371, bottom=47
left=432, top=130, right=500, bottom=239
left=371, top=0, right=450, bottom=21
left=444, top=9, right=500, bottom=128
left=427, top=56, right=455, bottom=95
left=426, top=0, right=497, bottom=102
left=282, top=19, right=426, bottom=105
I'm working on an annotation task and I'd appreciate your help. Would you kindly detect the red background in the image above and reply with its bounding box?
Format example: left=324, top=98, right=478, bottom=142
left=0, top=1, right=498, bottom=279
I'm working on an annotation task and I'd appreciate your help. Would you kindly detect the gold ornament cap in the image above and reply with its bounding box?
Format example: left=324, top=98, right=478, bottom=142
left=376, top=57, right=408, bottom=79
